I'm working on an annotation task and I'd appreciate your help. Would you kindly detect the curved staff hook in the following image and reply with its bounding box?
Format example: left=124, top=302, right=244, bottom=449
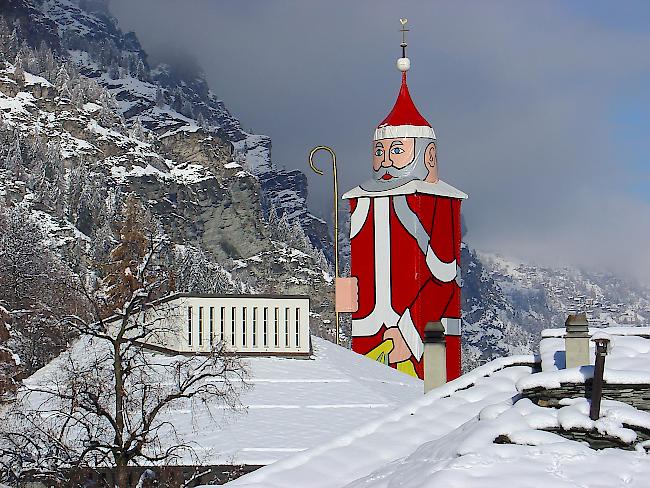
left=308, top=146, right=340, bottom=345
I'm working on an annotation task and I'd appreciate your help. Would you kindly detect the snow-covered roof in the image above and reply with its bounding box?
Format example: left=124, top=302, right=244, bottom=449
left=225, top=327, right=650, bottom=488
left=22, top=336, right=421, bottom=466
left=223, top=356, right=536, bottom=487
left=518, top=327, right=650, bottom=389
left=190, top=337, right=422, bottom=465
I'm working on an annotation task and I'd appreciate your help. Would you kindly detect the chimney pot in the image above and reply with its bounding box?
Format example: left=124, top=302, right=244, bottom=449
left=424, top=321, right=447, bottom=394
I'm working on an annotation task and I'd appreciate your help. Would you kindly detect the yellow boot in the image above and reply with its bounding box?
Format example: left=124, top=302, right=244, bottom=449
left=396, top=359, right=417, bottom=377
left=364, top=339, right=394, bottom=365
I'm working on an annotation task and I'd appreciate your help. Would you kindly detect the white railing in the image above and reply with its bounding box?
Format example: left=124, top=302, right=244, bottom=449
left=147, top=294, right=311, bottom=355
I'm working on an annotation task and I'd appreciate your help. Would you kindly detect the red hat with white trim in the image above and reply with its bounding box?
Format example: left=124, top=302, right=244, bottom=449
left=374, top=58, right=436, bottom=141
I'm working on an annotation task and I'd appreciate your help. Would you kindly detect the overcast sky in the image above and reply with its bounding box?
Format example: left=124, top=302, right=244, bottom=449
left=109, top=0, right=650, bottom=282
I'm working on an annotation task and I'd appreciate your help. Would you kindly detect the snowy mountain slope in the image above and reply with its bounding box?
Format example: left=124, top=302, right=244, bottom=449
left=460, top=246, right=534, bottom=369
left=19, top=336, right=421, bottom=466
left=483, top=252, right=650, bottom=329
left=35, top=0, right=332, bottom=254
left=0, top=56, right=337, bottom=333
left=459, top=248, right=650, bottom=371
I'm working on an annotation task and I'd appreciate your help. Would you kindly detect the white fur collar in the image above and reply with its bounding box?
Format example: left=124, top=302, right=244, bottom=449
left=342, top=179, right=468, bottom=200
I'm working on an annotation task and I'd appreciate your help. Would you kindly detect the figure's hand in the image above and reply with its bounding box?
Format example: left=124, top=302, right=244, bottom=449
left=383, top=327, right=412, bottom=363
left=335, top=277, right=359, bottom=313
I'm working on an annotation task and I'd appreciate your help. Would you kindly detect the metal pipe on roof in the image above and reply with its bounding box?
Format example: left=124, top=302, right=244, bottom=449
left=590, top=336, right=610, bottom=421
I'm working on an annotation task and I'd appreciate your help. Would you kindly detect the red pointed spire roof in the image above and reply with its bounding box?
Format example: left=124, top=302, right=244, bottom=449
left=374, top=72, right=436, bottom=141
left=378, top=72, right=431, bottom=129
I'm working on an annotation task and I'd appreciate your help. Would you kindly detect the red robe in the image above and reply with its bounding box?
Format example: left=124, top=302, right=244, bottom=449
left=348, top=191, right=462, bottom=380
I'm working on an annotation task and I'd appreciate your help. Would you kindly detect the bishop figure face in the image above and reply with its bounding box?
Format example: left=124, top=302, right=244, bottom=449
left=373, top=138, right=416, bottom=178
left=362, top=137, right=438, bottom=192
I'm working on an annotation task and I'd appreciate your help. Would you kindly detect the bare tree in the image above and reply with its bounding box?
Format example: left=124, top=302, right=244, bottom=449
left=0, top=198, right=247, bottom=487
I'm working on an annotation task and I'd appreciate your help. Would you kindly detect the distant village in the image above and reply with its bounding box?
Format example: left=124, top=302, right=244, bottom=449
left=486, top=256, right=650, bottom=328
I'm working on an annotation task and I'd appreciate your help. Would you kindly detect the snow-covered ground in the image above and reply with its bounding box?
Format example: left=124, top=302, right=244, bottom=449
left=21, top=337, right=421, bottom=466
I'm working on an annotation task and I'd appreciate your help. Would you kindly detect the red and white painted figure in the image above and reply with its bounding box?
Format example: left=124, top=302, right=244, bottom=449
left=336, top=39, right=467, bottom=380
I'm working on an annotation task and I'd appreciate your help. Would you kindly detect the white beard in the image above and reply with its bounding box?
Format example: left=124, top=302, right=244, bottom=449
left=360, top=137, right=433, bottom=192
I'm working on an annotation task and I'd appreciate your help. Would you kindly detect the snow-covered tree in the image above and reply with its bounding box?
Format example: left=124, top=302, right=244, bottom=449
left=134, top=57, right=147, bottom=81
left=35, top=41, right=56, bottom=79
left=5, top=136, right=23, bottom=179
left=54, top=65, right=70, bottom=90
left=98, top=91, right=119, bottom=127
left=13, top=42, right=32, bottom=72
left=64, top=157, right=82, bottom=210
left=70, top=83, right=85, bottom=107
left=108, top=59, right=120, bottom=80
left=13, top=65, right=24, bottom=88
left=32, top=142, right=66, bottom=216
left=196, top=111, right=208, bottom=129
left=172, top=245, right=234, bottom=295
left=0, top=308, right=21, bottom=402
left=129, top=117, right=146, bottom=141
left=0, top=206, right=81, bottom=374
left=0, top=20, right=19, bottom=59
left=155, top=86, right=166, bottom=108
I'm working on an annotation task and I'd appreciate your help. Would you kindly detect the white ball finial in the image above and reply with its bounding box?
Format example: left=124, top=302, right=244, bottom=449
left=397, top=57, right=411, bottom=72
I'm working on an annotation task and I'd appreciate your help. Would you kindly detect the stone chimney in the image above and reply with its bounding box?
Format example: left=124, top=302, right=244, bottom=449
left=424, top=321, right=446, bottom=393
left=565, top=313, right=590, bottom=369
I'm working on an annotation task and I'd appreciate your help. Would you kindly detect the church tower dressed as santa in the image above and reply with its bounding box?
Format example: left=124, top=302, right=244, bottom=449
left=336, top=21, right=467, bottom=381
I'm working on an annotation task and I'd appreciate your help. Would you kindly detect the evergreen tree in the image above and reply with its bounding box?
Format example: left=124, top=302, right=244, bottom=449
left=0, top=20, right=18, bottom=59
left=35, top=41, right=55, bottom=79
left=129, top=117, right=146, bottom=141
left=59, top=80, right=72, bottom=101
left=13, top=65, right=24, bottom=88
left=5, top=137, right=23, bottom=180
left=267, top=204, right=279, bottom=229
left=14, top=42, right=31, bottom=71
left=155, top=86, right=165, bottom=108
left=172, top=245, right=234, bottom=295
left=135, top=57, right=147, bottom=80
left=108, top=60, right=120, bottom=80
left=70, top=84, right=85, bottom=107
left=54, top=65, right=70, bottom=90
left=35, top=142, right=66, bottom=216
left=65, top=159, right=88, bottom=222
left=98, top=91, right=118, bottom=127
left=196, top=112, right=208, bottom=129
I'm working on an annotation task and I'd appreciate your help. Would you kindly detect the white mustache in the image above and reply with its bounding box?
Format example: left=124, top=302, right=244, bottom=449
left=373, top=155, right=419, bottom=179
